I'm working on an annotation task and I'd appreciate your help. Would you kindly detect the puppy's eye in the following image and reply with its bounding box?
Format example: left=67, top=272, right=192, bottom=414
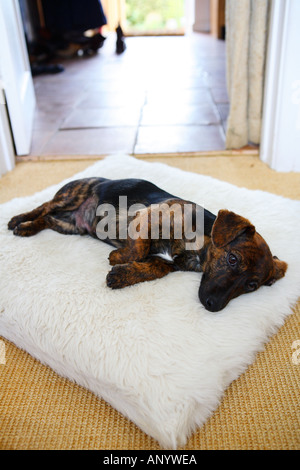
left=247, top=281, right=258, bottom=292
left=227, top=253, right=238, bottom=267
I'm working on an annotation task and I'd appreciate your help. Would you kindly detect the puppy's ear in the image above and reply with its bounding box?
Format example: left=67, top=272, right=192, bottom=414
left=264, top=256, right=288, bottom=286
left=212, top=210, right=255, bottom=248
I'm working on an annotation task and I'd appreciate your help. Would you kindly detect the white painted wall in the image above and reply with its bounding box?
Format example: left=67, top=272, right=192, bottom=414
left=185, top=0, right=196, bottom=34
left=0, top=0, right=35, bottom=159
left=0, top=57, right=15, bottom=176
left=261, top=0, right=300, bottom=172
left=193, top=0, right=210, bottom=32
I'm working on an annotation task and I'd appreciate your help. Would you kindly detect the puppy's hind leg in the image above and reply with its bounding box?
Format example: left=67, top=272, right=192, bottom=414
left=8, top=179, right=95, bottom=232
left=13, top=214, right=80, bottom=237
left=8, top=201, right=52, bottom=231
left=12, top=216, right=51, bottom=237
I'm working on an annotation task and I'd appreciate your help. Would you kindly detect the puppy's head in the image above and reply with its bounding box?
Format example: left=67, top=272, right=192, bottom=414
left=199, top=210, right=287, bottom=312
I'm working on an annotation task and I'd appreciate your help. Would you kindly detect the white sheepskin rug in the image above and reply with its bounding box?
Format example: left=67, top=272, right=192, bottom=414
left=0, top=155, right=299, bottom=449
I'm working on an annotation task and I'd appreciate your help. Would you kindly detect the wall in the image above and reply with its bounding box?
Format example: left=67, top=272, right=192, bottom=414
left=0, top=58, right=15, bottom=176
left=193, top=0, right=210, bottom=32
left=261, top=0, right=300, bottom=172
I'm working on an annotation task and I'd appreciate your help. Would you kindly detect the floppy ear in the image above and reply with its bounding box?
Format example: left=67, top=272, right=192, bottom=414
left=264, top=256, right=288, bottom=286
left=211, top=210, right=255, bottom=248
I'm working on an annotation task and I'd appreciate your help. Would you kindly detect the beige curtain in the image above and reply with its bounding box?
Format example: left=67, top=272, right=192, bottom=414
left=225, top=0, right=270, bottom=149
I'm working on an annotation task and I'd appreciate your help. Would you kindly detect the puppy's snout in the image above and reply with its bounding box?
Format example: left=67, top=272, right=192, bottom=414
left=199, top=290, right=217, bottom=312
left=199, top=282, right=225, bottom=312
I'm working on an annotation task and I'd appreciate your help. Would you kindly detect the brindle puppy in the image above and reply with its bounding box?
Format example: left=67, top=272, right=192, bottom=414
left=8, top=178, right=287, bottom=312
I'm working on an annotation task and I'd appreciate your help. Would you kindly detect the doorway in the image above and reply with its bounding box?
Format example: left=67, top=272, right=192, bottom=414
left=19, top=0, right=229, bottom=158
left=124, top=0, right=185, bottom=36
left=102, top=0, right=189, bottom=36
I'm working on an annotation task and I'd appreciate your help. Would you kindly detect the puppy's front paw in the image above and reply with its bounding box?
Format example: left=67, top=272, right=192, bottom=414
left=108, top=250, right=120, bottom=266
left=108, top=248, right=132, bottom=266
left=106, top=264, right=132, bottom=289
left=106, top=263, right=137, bottom=289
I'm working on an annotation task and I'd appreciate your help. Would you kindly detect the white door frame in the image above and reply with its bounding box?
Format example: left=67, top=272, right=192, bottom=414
left=0, top=0, right=35, bottom=159
left=260, top=0, right=300, bottom=172
left=0, top=87, right=15, bottom=175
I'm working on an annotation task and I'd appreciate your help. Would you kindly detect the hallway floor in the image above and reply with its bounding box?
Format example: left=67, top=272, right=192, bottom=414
left=29, top=32, right=228, bottom=158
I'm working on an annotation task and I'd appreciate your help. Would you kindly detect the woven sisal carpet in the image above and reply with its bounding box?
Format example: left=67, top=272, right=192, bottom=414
left=0, top=155, right=299, bottom=450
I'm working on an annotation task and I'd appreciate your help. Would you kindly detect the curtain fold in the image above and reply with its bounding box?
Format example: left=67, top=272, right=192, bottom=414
left=225, top=0, right=270, bottom=149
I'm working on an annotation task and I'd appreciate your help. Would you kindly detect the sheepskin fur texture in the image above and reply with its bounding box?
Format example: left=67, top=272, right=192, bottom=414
left=0, top=155, right=299, bottom=449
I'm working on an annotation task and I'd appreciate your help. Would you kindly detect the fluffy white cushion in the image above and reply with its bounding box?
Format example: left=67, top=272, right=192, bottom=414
left=0, top=155, right=299, bottom=449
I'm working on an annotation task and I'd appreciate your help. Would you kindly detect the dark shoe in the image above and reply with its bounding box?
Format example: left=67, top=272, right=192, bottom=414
left=31, top=64, right=64, bottom=76
left=116, top=25, right=126, bottom=54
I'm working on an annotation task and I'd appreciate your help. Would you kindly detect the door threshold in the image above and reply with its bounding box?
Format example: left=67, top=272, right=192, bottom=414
left=16, top=148, right=259, bottom=163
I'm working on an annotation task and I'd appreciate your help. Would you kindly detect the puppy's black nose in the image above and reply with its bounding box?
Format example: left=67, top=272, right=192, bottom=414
left=205, top=296, right=215, bottom=311
left=199, top=285, right=224, bottom=312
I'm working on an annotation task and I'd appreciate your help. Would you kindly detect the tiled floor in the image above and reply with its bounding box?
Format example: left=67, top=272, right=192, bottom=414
left=29, top=32, right=229, bottom=157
